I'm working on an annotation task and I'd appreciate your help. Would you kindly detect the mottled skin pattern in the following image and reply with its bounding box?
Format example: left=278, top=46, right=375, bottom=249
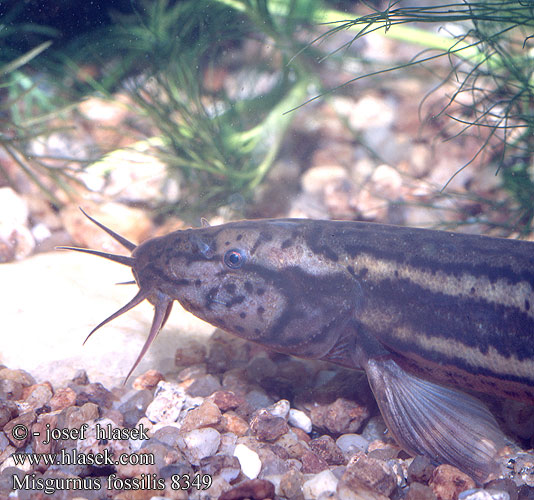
left=62, top=214, right=534, bottom=483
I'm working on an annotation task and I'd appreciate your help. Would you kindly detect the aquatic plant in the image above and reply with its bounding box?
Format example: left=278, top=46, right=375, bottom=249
left=100, top=0, right=316, bottom=212
left=0, top=42, right=88, bottom=205
left=311, top=1, right=534, bottom=234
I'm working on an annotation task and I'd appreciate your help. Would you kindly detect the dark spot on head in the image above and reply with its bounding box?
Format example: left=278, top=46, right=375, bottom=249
left=281, top=238, right=293, bottom=249
left=236, top=234, right=243, bottom=241
left=235, top=325, right=245, bottom=333
left=470, top=287, right=476, bottom=295
left=254, top=328, right=261, bottom=334
left=224, top=283, right=237, bottom=294
left=244, top=281, right=253, bottom=293
left=205, top=286, right=219, bottom=308
left=225, top=241, right=230, bottom=246
left=526, top=299, right=531, bottom=311
left=257, top=288, right=265, bottom=296
left=394, top=270, right=399, bottom=278
left=240, top=312, right=246, bottom=319
left=360, top=268, right=368, bottom=278
left=347, top=265, right=355, bottom=277
left=257, top=306, right=265, bottom=315
left=226, top=295, right=245, bottom=307
left=195, top=279, right=202, bottom=287
left=261, top=231, right=273, bottom=242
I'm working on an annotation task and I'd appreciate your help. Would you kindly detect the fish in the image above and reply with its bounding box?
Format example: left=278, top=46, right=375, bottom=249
left=60, top=209, right=534, bottom=482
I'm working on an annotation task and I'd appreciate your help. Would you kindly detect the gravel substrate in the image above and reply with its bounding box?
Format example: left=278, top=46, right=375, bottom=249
left=0, top=329, right=533, bottom=500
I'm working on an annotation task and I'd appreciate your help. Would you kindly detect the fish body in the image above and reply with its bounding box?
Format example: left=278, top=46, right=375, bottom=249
left=62, top=213, right=534, bottom=482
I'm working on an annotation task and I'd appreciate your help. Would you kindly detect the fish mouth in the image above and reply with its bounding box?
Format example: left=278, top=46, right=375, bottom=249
left=57, top=208, right=174, bottom=383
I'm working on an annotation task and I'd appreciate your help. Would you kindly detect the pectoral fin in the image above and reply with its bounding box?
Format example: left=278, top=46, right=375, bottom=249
left=365, top=357, right=504, bottom=483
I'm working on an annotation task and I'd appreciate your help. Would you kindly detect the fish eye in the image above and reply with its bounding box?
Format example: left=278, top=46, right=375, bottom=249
left=224, top=249, right=245, bottom=269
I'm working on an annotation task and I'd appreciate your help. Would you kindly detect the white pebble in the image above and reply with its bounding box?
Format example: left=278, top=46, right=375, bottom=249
left=31, top=222, right=51, bottom=243
left=336, top=433, right=369, bottom=455
left=302, top=469, right=338, bottom=498
left=179, top=428, right=221, bottom=466
left=145, top=381, right=186, bottom=424
left=234, top=443, right=262, bottom=479
left=459, top=489, right=509, bottom=500
left=0, top=187, right=29, bottom=226
left=268, top=399, right=290, bottom=419
left=288, top=409, right=312, bottom=433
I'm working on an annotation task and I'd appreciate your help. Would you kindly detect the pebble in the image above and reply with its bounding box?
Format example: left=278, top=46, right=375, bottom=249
left=0, top=368, right=35, bottom=387
left=145, top=381, right=186, bottom=424
left=510, top=454, right=534, bottom=487
left=118, top=389, right=153, bottom=428
left=407, top=455, right=436, bottom=484
left=0, top=223, right=35, bottom=262
left=336, top=433, right=369, bottom=456
left=32, top=412, right=58, bottom=455
left=219, top=478, right=275, bottom=500
left=186, top=374, right=222, bottom=398
left=152, top=425, right=181, bottom=448
left=4, top=411, right=36, bottom=447
left=200, top=454, right=241, bottom=483
left=406, top=482, right=438, bottom=500
left=132, top=369, right=165, bottom=390
left=310, top=397, right=370, bottom=434
left=77, top=417, right=131, bottom=455
left=0, top=187, right=35, bottom=262
left=218, top=432, right=238, bottom=455
left=459, top=490, right=511, bottom=500
left=176, top=364, right=207, bottom=382
left=0, top=379, right=22, bottom=401
left=301, top=449, right=329, bottom=473
left=279, top=468, right=305, bottom=500
left=174, top=341, right=207, bottom=367
left=72, top=369, right=89, bottom=386
left=250, top=409, right=289, bottom=442
left=82, top=140, right=179, bottom=207
left=429, top=465, right=476, bottom=500
left=74, top=382, right=114, bottom=408
left=361, top=416, right=388, bottom=442
left=245, top=389, right=275, bottom=411
left=302, top=469, right=339, bottom=498
left=518, top=485, right=534, bottom=499
left=178, top=428, right=221, bottom=466
left=56, top=402, right=99, bottom=445
left=0, top=327, right=530, bottom=500
left=234, top=443, right=262, bottom=479
left=310, top=435, right=346, bottom=466
left=220, top=412, right=250, bottom=436
left=246, top=355, right=278, bottom=381
left=341, top=454, right=397, bottom=498
left=221, top=369, right=251, bottom=395
left=180, top=399, right=222, bottom=432
left=48, top=387, right=77, bottom=411
left=210, top=390, right=246, bottom=412
left=485, top=479, right=518, bottom=500
left=266, top=399, right=290, bottom=419
left=0, top=188, right=29, bottom=226
left=0, top=401, right=17, bottom=428
left=289, top=408, right=312, bottom=433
